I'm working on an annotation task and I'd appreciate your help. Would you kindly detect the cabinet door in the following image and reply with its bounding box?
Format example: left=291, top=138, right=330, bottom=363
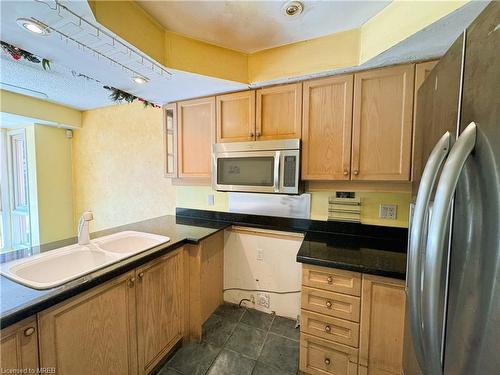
left=411, top=60, right=438, bottom=183
left=177, top=97, right=215, bottom=178
left=359, top=274, right=405, bottom=375
left=256, top=83, right=302, bottom=140
left=163, top=103, right=177, bottom=177
left=216, top=91, right=256, bottom=142
left=352, top=65, right=414, bottom=181
left=0, top=316, right=39, bottom=372
left=136, top=249, right=184, bottom=374
left=38, top=272, right=138, bottom=375
left=302, top=75, right=353, bottom=180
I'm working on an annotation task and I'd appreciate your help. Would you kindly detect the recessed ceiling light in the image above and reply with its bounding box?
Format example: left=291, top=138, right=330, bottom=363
left=16, top=18, right=49, bottom=35
left=132, top=76, right=148, bottom=84
left=283, top=1, right=304, bottom=18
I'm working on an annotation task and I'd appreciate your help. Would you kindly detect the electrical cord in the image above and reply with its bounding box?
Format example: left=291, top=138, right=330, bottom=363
left=223, top=287, right=300, bottom=295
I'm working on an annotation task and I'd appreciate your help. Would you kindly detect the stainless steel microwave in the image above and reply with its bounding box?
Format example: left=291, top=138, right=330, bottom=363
left=212, top=139, right=301, bottom=194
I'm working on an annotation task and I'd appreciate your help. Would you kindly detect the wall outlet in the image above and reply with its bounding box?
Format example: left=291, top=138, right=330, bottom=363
left=207, top=194, right=214, bottom=206
left=379, top=204, right=397, bottom=220
left=257, top=248, right=264, bottom=261
left=256, top=293, right=270, bottom=308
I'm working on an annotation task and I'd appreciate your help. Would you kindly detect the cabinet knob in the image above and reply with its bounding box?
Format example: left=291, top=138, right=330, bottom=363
left=138, top=272, right=144, bottom=279
left=128, top=277, right=136, bottom=287
left=24, top=327, right=35, bottom=337
left=327, top=276, right=333, bottom=284
left=353, top=170, right=359, bottom=176
left=325, top=300, right=332, bottom=309
left=324, top=325, right=331, bottom=333
left=250, top=132, right=254, bottom=138
left=324, top=358, right=331, bottom=365
left=256, top=131, right=261, bottom=137
left=343, top=169, right=349, bottom=176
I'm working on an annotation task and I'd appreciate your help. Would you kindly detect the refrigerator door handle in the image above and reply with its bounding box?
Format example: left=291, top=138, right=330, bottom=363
left=408, top=131, right=451, bottom=372
left=422, top=122, right=477, bottom=375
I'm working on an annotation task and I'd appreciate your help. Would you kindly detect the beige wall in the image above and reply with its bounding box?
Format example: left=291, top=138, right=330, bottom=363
left=72, top=102, right=176, bottom=232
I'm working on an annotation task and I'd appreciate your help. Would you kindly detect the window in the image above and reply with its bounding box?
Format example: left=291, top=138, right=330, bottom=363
left=0, top=129, right=31, bottom=252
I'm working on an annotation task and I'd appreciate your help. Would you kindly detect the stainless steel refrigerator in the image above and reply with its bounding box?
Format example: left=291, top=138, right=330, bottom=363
left=404, top=2, right=499, bottom=375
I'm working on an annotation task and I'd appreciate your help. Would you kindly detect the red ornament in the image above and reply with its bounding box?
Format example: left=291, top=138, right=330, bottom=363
left=12, top=53, right=21, bottom=60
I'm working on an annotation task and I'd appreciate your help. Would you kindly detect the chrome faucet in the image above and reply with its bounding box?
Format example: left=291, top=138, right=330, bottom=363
left=77, top=211, right=94, bottom=245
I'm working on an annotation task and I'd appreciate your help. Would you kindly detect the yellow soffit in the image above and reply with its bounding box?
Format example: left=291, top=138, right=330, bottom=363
left=359, top=0, right=469, bottom=64
left=89, top=1, right=469, bottom=84
left=0, top=90, right=82, bottom=128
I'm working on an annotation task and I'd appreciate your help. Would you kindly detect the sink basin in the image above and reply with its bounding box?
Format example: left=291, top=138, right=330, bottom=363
left=0, top=231, right=170, bottom=289
left=93, top=231, right=170, bottom=255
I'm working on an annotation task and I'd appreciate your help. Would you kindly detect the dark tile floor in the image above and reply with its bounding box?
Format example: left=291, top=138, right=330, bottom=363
left=158, top=304, right=301, bottom=375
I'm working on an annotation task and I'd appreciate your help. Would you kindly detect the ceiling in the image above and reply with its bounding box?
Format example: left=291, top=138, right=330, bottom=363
left=0, top=0, right=488, bottom=111
left=138, top=0, right=391, bottom=53
left=0, top=0, right=247, bottom=110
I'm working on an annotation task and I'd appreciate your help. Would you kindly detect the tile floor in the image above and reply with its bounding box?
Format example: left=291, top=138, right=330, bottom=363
left=157, top=304, right=301, bottom=375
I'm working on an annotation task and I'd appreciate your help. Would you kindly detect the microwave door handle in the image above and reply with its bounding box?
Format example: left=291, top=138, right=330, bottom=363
left=274, top=151, right=280, bottom=192
left=423, top=122, right=477, bottom=375
left=408, top=131, right=451, bottom=372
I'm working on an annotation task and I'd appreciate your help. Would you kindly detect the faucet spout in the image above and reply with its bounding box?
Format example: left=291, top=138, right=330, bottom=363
left=78, top=211, right=94, bottom=245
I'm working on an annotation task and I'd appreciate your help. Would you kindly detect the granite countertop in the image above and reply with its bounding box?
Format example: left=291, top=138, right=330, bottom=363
left=297, top=231, right=407, bottom=280
left=0, top=215, right=229, bottom=329
left=1, top=209, right=408, bottom=329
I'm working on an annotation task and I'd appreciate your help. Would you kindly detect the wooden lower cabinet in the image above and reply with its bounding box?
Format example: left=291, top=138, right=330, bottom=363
left=38, top=271, right=139, bottom=375
left=0, top=316, right=39, bottom=372
left=300, top=266, right=405, bottom=375
left=359, top=275, right=406, bottom=375
left=136, top=249, right=183, bottom=373
left=187, top=231, right=224, bottom=340
left=38, top=248, right=186, bottom=375
left=300, top=333, right=358, bottom=375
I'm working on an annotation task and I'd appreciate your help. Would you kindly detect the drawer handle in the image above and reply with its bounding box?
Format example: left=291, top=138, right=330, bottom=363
left=325, top=325, right=331, bottom=333
left=24, top=327, right=35, bottom=337
left=325, top=300, right=332, bottom=309
left=324, top=358, right=331, bottom=366
left=327, top=276, right=333, bottom=284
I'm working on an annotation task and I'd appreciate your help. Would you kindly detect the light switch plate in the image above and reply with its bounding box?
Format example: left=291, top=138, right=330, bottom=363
left=379, top=204, right=397, bottom=220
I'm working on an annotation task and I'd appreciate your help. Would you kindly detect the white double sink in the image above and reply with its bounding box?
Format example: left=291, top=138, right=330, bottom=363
left=0, top=231, right=170, bottom=290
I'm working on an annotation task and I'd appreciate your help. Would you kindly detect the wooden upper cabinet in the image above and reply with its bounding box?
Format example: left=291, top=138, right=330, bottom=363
left=177, top=97, right=215, bottom=178
left=216, top=91, right=256, bottom=142
left=359, top=274, right=406, bottom=375
left=302, top=75, right=353, bottom=180
left=352, top=64, right=415, bottom=181
left=411, top=60, right=438, bottom=184
left=38, top=271, right=138, bottom=375
left=163, top=103, right=177, bottom=178
left=256, top=83, right=302, bottom=140
left=136, top=249, right=183, bottom=374
left=0, top=316, right=39, bottom=372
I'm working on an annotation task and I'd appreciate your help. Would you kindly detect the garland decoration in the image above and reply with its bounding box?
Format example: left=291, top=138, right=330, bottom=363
left=103, top=86, right=160, bottom=108
left=1, top=41, right=50, bottom=70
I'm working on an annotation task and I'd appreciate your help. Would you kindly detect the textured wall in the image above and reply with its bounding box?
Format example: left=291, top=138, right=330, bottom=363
left=72, top=102, right=176, bottom=232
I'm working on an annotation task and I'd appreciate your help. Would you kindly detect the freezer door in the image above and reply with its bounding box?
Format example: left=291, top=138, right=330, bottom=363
left=444, top=3, right=500, bottom=375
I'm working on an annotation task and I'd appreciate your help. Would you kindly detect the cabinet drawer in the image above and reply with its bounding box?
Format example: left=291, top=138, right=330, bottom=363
left=303, top=265, right=361, bottom=296
left=300, top=333, right=358, bottom=375
left=302, top=286, right=360, bottom=322
left=301, top=310, right=359, bottom=348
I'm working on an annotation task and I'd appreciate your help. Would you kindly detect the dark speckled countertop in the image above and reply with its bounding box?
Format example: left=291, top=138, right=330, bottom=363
left=297, top=232, right=407, bottom=279
left=0, top=215, right=229, bottom=329
left=1, top=209, right=408, bottom=329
